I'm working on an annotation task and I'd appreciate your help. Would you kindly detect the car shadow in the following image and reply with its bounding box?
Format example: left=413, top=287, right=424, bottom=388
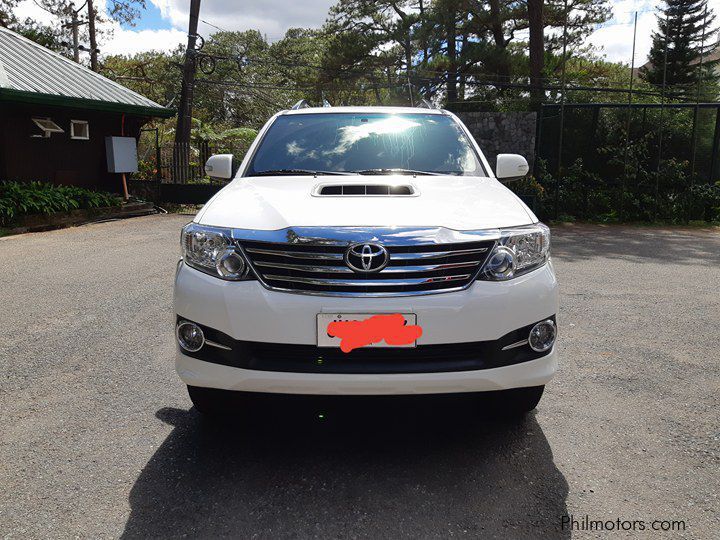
left=122, top=395, right=569, bottom=538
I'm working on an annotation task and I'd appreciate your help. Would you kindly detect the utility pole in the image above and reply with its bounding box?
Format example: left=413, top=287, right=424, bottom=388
left=70, top=7, right=79, bottom=62
left=528, top=0, right=544, bottom=110
left=86, top=0, right=98, bottom=71
left=63, top=3, right=86, bottom=63
left=61, top=3, right=89, bottom=63
left=175, top=0, right=201, bottom=145
left=174, top=0, right=201, bottom=182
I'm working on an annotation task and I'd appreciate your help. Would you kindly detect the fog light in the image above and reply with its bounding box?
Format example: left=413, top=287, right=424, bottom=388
left=177, top=321, right=205, bottom=352
left=528, top=319, right=556, bottom=352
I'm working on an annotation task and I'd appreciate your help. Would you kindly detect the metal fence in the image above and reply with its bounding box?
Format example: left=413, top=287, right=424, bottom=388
left=132, top=130, right=230, bottom=204
left=136, top=131, right=221, bottom=184
left=535, top=102, right=720, bottom=222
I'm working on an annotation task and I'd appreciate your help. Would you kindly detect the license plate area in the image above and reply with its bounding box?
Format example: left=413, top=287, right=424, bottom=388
left=316, top=313, right=418, bottom=348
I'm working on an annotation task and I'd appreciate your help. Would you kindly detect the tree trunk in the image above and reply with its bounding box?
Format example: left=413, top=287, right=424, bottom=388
left=419, top=0, right=429, bottom=64
left=528, top=0, right=544, bottom=109
left=489, top=0, right=505, bottom=47
left=87, top=0, right=98, bottom=71
left=489, top=0, right=511, bottom=84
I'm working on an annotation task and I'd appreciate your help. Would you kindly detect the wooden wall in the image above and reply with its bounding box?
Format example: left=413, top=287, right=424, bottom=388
left=0, top=103, right=150, bottom=193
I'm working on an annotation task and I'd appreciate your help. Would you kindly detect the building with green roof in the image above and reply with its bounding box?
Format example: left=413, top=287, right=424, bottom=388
left=0, top=26, right=174, bottom=192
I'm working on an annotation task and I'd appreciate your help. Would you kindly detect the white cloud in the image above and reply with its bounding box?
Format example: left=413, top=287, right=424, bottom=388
left=151, top=0, right=335, bottom=39
left=103, top=27, right=186, bottom=56
left=14, top=0, right=186, bottom=57
left=14, top=0, right=335, bottom=57
left=14, top=0, right=55, bottom=24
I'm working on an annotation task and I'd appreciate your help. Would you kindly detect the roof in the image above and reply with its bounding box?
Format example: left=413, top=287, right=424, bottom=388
left=281, top=106, right=446, bottom=115
left=0, top=26, right=174, bottom=118
left=689, top=44, right=720, bottom=66
left=637, top=42, right=720, bottom=74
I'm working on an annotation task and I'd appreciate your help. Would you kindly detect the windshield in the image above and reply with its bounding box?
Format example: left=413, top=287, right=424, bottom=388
left=245, top=113, right=486, bottom=177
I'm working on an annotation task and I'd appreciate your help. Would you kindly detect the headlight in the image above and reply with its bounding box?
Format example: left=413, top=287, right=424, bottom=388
left=480, top=223, right=550, bottom=281
left=181, top=223, right=253, bottom=280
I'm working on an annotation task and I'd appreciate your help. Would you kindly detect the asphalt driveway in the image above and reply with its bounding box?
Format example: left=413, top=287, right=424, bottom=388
left=0, top=216, right=718, bottom=538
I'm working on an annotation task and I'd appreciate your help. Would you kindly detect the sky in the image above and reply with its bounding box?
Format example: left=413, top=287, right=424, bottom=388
left=13, top=0, right=720, bottom=64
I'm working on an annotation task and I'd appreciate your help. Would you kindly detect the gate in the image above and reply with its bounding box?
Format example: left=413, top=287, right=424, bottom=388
left=130, top=129, right=229, bottom=205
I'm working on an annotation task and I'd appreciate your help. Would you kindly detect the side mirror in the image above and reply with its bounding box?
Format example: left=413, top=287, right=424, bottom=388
left=496, top=154, right=530, bottom=182
left=205, top=154, right=235, bottom=180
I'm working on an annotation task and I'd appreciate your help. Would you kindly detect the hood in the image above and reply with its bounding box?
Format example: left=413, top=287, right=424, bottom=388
left=196, top=175, right=535, bottom=231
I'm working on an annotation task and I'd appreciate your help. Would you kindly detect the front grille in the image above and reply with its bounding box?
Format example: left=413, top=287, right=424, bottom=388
left=239, top=239, right=495, bottom=295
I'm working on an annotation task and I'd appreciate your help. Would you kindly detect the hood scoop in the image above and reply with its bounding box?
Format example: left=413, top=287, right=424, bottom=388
left=314, top=184, right=417, bottom=196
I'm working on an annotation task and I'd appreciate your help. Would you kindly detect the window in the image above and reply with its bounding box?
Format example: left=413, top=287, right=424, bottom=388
left=245, top=113, right=486, bottom=177
left=70, top=120, right=90, bottom=140
left=31, top=117, right=64, bottom=138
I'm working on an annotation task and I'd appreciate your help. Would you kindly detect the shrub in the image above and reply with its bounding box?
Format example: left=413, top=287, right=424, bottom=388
left=0, top=181, right=123, bottom=226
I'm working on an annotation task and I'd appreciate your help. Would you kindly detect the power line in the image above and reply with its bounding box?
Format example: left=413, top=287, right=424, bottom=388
left=200, top=19, right=226, bottom=32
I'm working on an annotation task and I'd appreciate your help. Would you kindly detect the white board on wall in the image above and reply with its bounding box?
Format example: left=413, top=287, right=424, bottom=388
left=105, top=136, right=138, bottom=173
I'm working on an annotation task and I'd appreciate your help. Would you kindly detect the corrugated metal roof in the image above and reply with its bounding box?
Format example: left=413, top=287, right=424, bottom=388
left=0, top=26, right=170, bottom=113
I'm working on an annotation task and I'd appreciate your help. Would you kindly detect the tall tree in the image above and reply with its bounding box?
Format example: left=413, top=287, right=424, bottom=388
left=528, top=0, right=544, bottom=108
left=641, top=0, right=719, bottom=98
left=328, top=0, right=609, bottom=106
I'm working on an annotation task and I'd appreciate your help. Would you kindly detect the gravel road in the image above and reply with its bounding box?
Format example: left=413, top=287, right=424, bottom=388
left=1, top=215, right=718, bottom=538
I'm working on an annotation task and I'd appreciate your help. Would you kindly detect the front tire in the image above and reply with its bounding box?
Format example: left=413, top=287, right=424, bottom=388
left=487, top=385, right=545, bottom=417
left=187, top=385, right=243, bottom=415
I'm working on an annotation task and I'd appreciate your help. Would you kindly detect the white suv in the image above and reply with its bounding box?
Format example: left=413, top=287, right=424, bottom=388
left=174, top=106, right=558, bottom=415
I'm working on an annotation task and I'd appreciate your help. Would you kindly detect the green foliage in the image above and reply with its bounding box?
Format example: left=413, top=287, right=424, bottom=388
left=690, top=181, right=720, bottom=220
left=101, top=49, right=183, bottom=108
left=0, top=181, right=122, bottom=226
left=190, top=118, right=257, bottom=151
left=15, top=18, right=65, bottom=51
left=506, top=173, right=547, bottom=215
left=536, top=105, right=720, bottom=223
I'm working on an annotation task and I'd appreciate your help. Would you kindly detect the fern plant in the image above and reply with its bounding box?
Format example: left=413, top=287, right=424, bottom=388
left=0, top=181, right=123, bottom=226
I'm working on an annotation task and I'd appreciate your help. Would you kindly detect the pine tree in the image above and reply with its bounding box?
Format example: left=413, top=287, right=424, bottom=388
left=641, top=0, right=719, bottom=98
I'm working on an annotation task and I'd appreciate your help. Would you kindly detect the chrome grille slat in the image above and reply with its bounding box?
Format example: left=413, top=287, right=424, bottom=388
left=239, top=234, right=496, bottom=296
left=255, top=262, right=354, bottom=273
left=244, top=248, right=344, bottom=261
left=390, top=248, right=488, bottom=260
left=263, top=274, right=472, bottom=287
left=254, top=260, right=480, bottom=274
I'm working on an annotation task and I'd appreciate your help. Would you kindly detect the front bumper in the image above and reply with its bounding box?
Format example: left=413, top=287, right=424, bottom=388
left=174, top=260, right=558, bottom=345
left=173, top=260, right=559, bottom=394
left=176, top=349, right=557, bottom=395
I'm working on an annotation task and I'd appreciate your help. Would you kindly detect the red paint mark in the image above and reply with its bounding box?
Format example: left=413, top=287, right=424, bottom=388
left=327, top=313, right=423, bottom=353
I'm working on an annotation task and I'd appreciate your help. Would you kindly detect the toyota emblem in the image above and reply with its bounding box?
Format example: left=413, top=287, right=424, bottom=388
left=345, top=243, right=389, bottom=273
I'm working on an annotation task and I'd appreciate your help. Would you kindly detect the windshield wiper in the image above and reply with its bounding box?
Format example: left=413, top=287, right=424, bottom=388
left=351, top=168, right=443, bottom=176
left=249, top=169, right=351, bottom=176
